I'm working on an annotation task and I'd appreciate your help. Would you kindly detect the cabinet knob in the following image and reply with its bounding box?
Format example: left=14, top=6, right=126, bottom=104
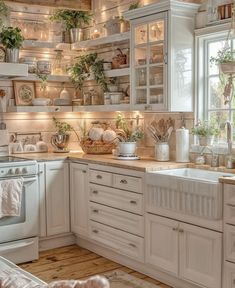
left=96, top=175, right=102, bottom=179
left=92, top=229, right=99, bottom=234
left=82, top=170, right=86, bottom=173
left=178, top=229, right=184, bottom=233
left=172, top=227, right=178, bottom=231
left=129, top=243, right=136, bottom=248
left=92, top=190, right=98, bottom=194
left=93, top=209, right=99, bottom=213
left=120, top=179, right=127, bottom=184
left=130, top=200, right=137, bottom=204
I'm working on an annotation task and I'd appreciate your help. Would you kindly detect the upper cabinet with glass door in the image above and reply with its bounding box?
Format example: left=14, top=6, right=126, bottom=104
left=124, top=0, right=200, bottom=112
left=133, top=13, right=167, bottom=110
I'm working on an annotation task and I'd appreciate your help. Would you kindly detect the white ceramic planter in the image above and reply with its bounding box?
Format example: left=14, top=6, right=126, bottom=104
left=198, top=135, right=214, bottom=146
left=118, top=142, right=136, bottom=156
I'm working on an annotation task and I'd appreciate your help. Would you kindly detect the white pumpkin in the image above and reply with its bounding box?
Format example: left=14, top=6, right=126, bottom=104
left=89, top=127, right=104, bottom=141
left=102, top=129, right=117, bottom=142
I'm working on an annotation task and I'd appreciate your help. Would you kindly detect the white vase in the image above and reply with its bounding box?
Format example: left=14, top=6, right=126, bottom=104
left=118, top=142, right=136, bottom=156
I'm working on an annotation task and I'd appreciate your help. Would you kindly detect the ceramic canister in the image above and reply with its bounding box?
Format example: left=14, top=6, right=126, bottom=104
left=155, top=142, right=169, bottom=161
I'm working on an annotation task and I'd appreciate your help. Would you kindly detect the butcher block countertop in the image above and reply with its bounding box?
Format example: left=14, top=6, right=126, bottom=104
left=14, top=152, right=235, bottom=175
left=15, top=152, right=187, bottom=172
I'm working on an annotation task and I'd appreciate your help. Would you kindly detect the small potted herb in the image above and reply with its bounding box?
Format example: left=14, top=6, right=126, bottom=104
left=0, top=26, right=24, bottom=63
left=115, top=113, right=144, bottom=156
left=192, top=120, right=220, bottom=146
left=50, top=9, right=92, bottom=43
left=210, top=47, right=235, bottom=74
left=68, top=52, right=108, bottom=92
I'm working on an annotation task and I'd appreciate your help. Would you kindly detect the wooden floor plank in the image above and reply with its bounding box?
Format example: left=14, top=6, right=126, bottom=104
left=19, top=245, right=172, bottom=287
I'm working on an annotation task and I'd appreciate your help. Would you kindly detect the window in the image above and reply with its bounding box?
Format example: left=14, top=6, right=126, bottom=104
left=196, top=28, right=235, bottom=141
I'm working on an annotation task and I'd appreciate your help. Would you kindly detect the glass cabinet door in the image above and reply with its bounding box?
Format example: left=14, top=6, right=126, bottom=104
left=132, top=13, right=167, bottom=110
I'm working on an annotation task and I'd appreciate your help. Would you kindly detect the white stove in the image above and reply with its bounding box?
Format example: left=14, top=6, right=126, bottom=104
left=0, top=156, right=37, bottom=178
left=0, top=156, right=39, bottom=264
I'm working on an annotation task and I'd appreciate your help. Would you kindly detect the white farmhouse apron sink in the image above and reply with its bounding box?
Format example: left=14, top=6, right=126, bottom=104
left=146, top=168, right=234, bottom=220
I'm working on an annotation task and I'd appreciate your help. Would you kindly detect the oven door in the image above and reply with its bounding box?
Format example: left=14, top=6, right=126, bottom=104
left=0, top=176, right=39, bottom=243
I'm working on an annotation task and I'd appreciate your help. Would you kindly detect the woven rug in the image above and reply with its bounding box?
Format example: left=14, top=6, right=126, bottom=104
left=104, top=270, right=161, bottom=288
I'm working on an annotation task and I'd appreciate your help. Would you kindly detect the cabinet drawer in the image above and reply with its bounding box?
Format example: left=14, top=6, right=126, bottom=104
left=225, top=224, right=235, bottom=263
left=225, top=185, right=235, bottom=206
left=225, top=204, right=235, bottom=225
left=224, top=261, right=235, bottom=288
left=89, top=169, right=112, bottom=186
left=89, top=184, right=143, bottom=215
left=113, top=174, right=142, bottom=193
left=89, top=221, right=144, bottom=262
left=89, top=202, right=144, bottom=236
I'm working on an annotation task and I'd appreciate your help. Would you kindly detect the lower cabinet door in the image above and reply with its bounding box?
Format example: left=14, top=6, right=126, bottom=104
left=70, top=163, right=88, bottom=237
left=224, top=261, right=235, bottom=288
left=179, top=222, right=222, bottom=288
left=145, top=213, right=178, bottom=276
left=89, top=221, right=144, bottom=262
left=45, top=161, right=70, bottom=236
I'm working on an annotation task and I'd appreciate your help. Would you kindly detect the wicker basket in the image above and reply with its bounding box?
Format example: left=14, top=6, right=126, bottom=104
left=80, top=141, right=116, bottom=154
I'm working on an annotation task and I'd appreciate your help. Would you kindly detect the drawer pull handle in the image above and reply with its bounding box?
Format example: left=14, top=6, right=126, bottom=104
left=172, top=227, right=178, bottom=231
left=120, top=179, right=127, bottom=184
left=96, top=175, right=102, bottom=179
left=93, top=190, right=98, bottom=194
left=233, top=279, right=235, bottom=285
left=93, top=209, right=99, bottom=213
left=178, top=229, right=184, bottom=233
left=92, top=229, right=99, bottom=234
left=130, top=200, right=137, bottom=204
left=129, top=243, right=137, bottom=248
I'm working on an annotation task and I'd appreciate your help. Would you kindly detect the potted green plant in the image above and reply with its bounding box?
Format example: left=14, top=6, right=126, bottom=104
left=0, top=26, right=24, bottom=63
left=115, top=113, right=144, bottom=156
left=210, top=47, right=235, bottom=74
left=50, top=9, right=92, bottom=43
left=0, top=0, right=10, bottom=30
left=192, top=120, right=220, bottom=146
left=68, top=52, right=108, bottom=92
left=51, top=117, right=74, bottom=152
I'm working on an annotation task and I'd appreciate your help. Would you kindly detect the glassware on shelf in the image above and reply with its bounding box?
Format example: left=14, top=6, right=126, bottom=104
left=83, top=91, right=91, bottom=106
left=52, top=49, right=65, bottom=75
left=138, top=69, right=146, bottom=86
left=149, top=21, right=164, bottom=42
left=90, top=89, right=100, bottom=105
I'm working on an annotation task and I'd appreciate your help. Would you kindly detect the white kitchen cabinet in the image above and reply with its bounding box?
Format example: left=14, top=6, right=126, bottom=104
left=124, top=1, right=199, bottom=112
left=70, top=162, right=88, bottom=237
left=145, top=214, right=222, bottom=288
left=145, top=214, right=178, bottom=276
left=179, top=222, right=222, bottom=288
left=45, top=161, right=70, bottom=236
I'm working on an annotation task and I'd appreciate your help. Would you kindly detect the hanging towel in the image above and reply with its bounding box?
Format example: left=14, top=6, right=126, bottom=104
left=0, top=178, right=23, bottom=218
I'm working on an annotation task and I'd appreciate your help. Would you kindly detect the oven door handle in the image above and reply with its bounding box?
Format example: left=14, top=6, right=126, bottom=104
left=23, top=176, right=37, bottom=184
left=0, top=240, right=35, bottom=253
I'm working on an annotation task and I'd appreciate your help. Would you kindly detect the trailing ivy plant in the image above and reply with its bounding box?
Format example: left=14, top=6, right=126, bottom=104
left=68, top=53, right=108, bottom=92
left=0, top=26, right=24, bottom=49
left=49, top=10, right=92, bottom=30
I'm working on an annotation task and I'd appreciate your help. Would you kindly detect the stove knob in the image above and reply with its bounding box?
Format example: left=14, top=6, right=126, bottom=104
left=15, top=168, right=21, bottom=175
left=8, top=169, right=14, bottom=175
left=22, top=167, right=28, bottom=174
